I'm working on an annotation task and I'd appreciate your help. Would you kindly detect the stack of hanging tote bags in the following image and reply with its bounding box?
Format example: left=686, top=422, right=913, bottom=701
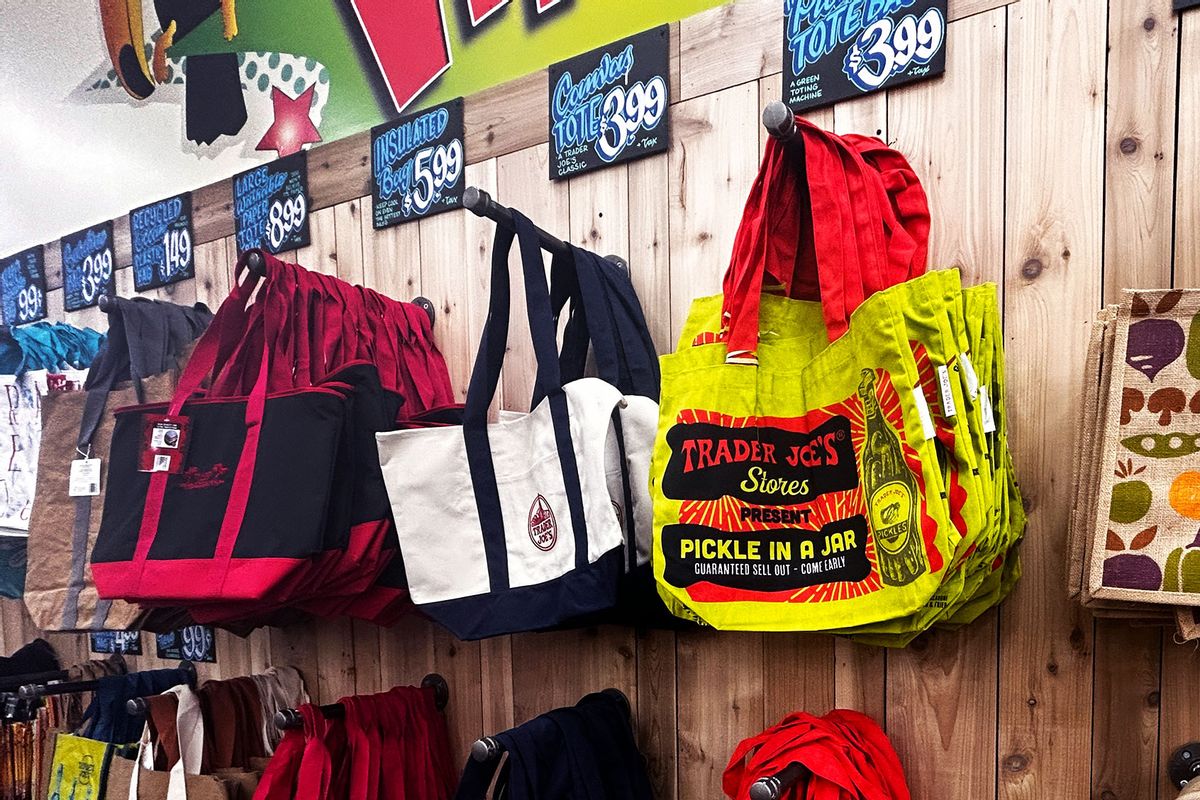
left=25, top=297, right=211, bottom=632
left=376, top=213, right=659, bottom=640
left=649, top=119, right=1026, bottom=644
left=89, top=251, right=455, bottom=626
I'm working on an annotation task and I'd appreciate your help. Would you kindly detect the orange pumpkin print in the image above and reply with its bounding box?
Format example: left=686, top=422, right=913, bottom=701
left=1169, top=471, right=1200, bottom=519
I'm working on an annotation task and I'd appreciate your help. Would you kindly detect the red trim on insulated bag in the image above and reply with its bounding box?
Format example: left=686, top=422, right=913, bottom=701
left=720, top=122, right=930, bottom=361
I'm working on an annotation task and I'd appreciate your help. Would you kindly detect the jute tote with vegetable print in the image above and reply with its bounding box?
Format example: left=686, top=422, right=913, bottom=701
left=1089, top=289, right=1200, bottom=605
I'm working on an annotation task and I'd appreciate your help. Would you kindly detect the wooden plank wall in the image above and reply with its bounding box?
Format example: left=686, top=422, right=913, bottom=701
left=3, top=0, right=1200, bottom=796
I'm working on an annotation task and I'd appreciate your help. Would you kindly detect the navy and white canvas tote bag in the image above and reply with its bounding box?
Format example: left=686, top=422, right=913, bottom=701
left=376, top=212, right=627, bottom=640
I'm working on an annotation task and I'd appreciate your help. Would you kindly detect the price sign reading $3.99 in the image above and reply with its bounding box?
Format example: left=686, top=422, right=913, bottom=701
left=234, top=152, right=311, bottom=254
left=844, top=7, right=945, bottom=91
left=548, top=26, right=671, bottom=181
left=372, top=98, right=466, bottom=229
left=783, top=0, right=948, bottom=112
left=62, top=222, right=115, bottom=311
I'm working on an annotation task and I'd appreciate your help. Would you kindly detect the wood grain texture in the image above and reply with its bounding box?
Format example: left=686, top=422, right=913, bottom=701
left=1175, top=9, right=1200, bottom=285
left=1091, top=622, right=1162, bottom=800
left=998, top=0, right=1106, bottom=798
left=667, top=83, right=759, bottom=341
left=464, top=71, right=549, bottom=163
left=1104, top=0, right=1179, bottom=302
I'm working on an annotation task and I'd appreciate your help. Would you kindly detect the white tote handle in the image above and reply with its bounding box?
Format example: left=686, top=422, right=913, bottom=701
left=126, top=684, right=204, bottom=800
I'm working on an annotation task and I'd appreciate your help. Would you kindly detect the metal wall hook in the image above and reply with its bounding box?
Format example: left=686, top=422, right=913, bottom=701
left=763, top=101, right=797, bottom=141
left=412, top=296, right=436, bottom=327
left=97, top=294, right=115, bottom=314
left=244, top=250, right=267, bottom=278
left=1170, top=743, right=1200, bottom=789
left=604, top=255, right=630, bottom=278
left=274, top=673, right=450, bottom=730
left=471, top=687, right=632, bottom=764
left=749, top=762, right=810, bottom=800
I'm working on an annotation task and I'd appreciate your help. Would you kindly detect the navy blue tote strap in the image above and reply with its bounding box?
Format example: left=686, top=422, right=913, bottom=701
left=462, top=212, right=590, bottom=596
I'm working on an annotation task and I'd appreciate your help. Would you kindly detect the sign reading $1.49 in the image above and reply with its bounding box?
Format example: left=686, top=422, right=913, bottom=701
left=783, top=0, right=948, bottom=111
left=548, top=25, right=670, bottom=181
left=130, top=193, right=194, bottom=292
left=234, top=153, right=311, bottom=255
left=371, top=98, right=465, bottom=229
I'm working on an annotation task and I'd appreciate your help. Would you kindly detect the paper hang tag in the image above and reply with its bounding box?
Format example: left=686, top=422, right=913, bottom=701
left=960, top=352, right=980, bottom=400
left=981, top=386, right=997, bottom=434
left=912, top=389, right=936, bottom=443
left=68, top=458, right=102, bottom=497
left=138, top=415, right=191, bottom=474
left=936, top=365, right=958, bottom=418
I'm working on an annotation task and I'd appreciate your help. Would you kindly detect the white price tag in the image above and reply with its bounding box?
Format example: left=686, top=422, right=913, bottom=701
left=912, top=389, right=935, bottom=442
left=69, top=458, right=102, bottom=497
left=936, top=365, right=957, bottom=418
left=980, top=386, right=997, bottom=434
left=960, top=353, right=980, bottom=400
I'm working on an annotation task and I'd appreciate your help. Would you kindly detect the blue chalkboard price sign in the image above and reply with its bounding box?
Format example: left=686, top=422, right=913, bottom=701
left=130, top=193, right=194, bottom=292
left=783, top=0, right=948, bottom=111
left=89, top=631, right=143, bottom=655
left=371, top=98, right=465, bottom=229
left=1176, top=0, right=1199, bottom=10
left=233, top=153, right=311, bottom=255
left=61, top=222, right=116, bottom=312
left=0, top=246, right=47, bottom=326
left=156, top=625, right=217, bottom=663
left=548, top=25, right=670, bottom=181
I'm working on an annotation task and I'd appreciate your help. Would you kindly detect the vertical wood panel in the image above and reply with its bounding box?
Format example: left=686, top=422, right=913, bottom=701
left=884, top=11, right=1006, bottom=798
left=1105, top=0, right=1179, bottom=301
left=998, top=0, right=1106, bottom=798
left=1175, top=10, right=1200, bottom=282
left=667, top=83, right=759, bottom=341
left=1090, top=2, right=1177, bottom=795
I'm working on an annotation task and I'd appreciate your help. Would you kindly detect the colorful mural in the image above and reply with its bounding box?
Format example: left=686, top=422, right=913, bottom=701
left=1, top=0, right=723, bottom=256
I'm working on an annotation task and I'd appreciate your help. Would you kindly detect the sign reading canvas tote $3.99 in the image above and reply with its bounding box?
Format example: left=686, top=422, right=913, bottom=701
left=548, top=25, right=671, bottom=180
left=784, top=0, right=948, bottom=111
left=371, top=98, right=465, bottom=229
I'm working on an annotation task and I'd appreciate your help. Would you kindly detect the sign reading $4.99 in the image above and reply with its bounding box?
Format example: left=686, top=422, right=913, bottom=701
left=548, top=25, right=671, bottom=180
left=371, top=98, right=465, bottom=229
left=783, top=0, right=948, bottom=111
left=233, top=153, right=311, bottom=255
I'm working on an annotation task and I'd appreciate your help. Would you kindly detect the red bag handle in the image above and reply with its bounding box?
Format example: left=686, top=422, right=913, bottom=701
left=720, top=120, right=930, bottom=363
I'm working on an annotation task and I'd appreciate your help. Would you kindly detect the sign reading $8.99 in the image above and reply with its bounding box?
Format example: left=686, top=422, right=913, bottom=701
left=233, top=153, right=311, bottom=255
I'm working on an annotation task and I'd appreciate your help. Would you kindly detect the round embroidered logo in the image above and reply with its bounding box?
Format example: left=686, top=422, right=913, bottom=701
left=528, top=494, right=558, bottom=551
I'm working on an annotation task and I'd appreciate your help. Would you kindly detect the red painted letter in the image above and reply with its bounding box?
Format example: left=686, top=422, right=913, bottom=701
left=466, top=0, right=510, bottom=25
left=349, top=0, right=452, bottom=113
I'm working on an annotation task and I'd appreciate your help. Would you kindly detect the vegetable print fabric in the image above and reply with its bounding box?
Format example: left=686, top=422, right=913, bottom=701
left=1093, top=289, right=1200, bottom=604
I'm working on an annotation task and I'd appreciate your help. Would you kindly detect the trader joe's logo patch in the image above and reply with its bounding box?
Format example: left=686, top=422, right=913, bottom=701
left=528, top=494, right=558, bottom=551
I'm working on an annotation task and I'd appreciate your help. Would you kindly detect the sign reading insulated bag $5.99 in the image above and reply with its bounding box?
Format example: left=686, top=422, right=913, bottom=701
left=371, top=98, right=465, bottom=229
left=233, top=153, right=311, bottom=255
left=783, top=0, right=948, bottom=111
left=548, top=25, right=670, bottom=180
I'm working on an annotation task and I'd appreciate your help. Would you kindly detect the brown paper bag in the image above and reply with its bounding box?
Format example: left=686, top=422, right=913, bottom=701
left=106, top=755, right=233, bottom=800
left=23, top=372, right=176, bottom=631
